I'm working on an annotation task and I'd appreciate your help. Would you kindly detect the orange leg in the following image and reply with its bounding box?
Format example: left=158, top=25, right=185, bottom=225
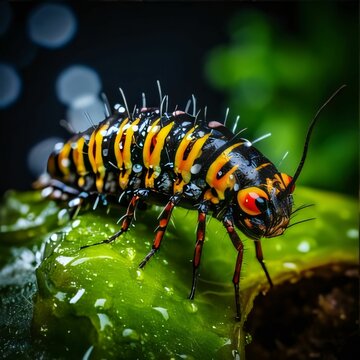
left=223, top=213, right=244, bottom=321
left=80, top=191, right=145, bottom=249
left=138, top=194, right=181, bottom=268
left=189, top=202, right=209, bottom=300
left=254, top=241, right=273, bottom=288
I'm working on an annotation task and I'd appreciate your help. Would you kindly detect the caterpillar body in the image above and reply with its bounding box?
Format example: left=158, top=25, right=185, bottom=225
left=41, top=86, right=344, bottom=320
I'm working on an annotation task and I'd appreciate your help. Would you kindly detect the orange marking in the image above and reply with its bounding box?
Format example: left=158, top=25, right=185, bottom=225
left=205, top=143, right=242, bottom=202
left=154, top=230, right=163, bottom=249
left=78, top=177, right=85, bottom=188
left=203, top=189, right=219, bottom=204
left=255, top=162, right=271, bottom=171
left=114, top=118, right=129, bottom=170
left=47, top=154, right=56, bottom=176
left=88, top=128, right=97, bottom=174
left=113, top=118, right=141, bottom=190
left=244, top=218, right=253, bottom=229
left=265, top=173, right=287, bottom=194
left=72, top=136, right=87, bottom=188
left=173, top=127, right=210, bottom=194
left=94, top=122, right=110, bottom=192
left=72, top=137, right=87, bottom=176
left=143, top=119, right=174, bottom=188
left=58, top=142, right=72, bottom=179
left=119, top=118, right=140, bottom=189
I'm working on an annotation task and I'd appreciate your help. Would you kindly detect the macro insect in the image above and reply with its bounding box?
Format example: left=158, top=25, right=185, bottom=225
left=40, top=83, right=345, bottom=320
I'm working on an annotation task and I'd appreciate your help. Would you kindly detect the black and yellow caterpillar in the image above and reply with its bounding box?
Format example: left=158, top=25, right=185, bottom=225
left=41, top=85, right=344, bottom=320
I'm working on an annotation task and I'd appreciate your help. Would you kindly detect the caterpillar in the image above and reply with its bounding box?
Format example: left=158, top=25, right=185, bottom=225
left=39, top=84, right=345, bottom=320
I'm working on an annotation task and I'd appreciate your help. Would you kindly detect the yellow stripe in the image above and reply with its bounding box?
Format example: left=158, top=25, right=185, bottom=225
left=255, top=162, right=271, bottom=171
left=94, top=123, right=110, bottom=192
left=122, top=119, right=140, bottom=173
left=143, top=118, right=161, bottom=168
left=143, top=119, right=174, bottom=188
left=114, top=118, right=129, bottom=171
left=73, top=137, right=86, bottom=176
left=58, top=142, right=72, bottom=178
left=173, top=127, right=210, bottom=193
left=88, top=129, right=97, bottom=174
left=205, top=142, right=243, bottom=201
left=47, top=154, right=56, bottom=176
left=72, top=137, right=87, bottom=188
left=113, top=118, right=141, bottom=189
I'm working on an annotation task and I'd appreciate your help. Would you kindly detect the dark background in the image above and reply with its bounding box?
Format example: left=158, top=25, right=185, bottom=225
left=0, top=1, right=358, bottom=195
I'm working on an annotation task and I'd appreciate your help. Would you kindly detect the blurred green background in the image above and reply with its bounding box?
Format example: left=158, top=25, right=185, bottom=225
left=204, top=4, right=358, bottom=196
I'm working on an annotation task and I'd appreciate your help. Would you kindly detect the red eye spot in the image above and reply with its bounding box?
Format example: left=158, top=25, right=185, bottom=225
left=237, top=187, right=268, bottom=216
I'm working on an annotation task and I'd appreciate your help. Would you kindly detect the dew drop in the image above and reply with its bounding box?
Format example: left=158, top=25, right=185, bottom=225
left=185, top=302, right=198, bottom=314
left=122, top=328, right=140, bottom=340
left=72, top=219, right=81, bottom=228
left=82, top=345, right=94, bottom=360
left=55, top=256, right=75, bottom=266
left=97, top=313, right=112, bottom=330
left=164, top=286, right=174, bottom=296
left=54, top=291, right=67, bottom=301
left=136, top=269, right=144, bottom=281
left=297, top=240, right=311, bottom=253
left=120, top=247, right=136, bottom=261
left=153, top=307, right=169, bottom=321
left=94, top=299, right=106, bottom=307
left=57, top=208, right=70, bottom=225
left=50, top=233, right=58, bottom=242
left=69, top=288, right=85, bottom=304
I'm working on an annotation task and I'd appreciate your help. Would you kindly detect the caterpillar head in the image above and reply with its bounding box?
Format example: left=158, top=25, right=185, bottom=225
left=232, top=173, right=294, bottom=240
left=231, top=85, right=346, bottom=240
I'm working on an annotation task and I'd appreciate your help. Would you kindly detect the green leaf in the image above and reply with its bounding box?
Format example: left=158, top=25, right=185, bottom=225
left=0, top=189, right=358, bottom=359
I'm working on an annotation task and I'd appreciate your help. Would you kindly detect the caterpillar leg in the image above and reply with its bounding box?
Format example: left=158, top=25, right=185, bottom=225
left=40, top=178, right=80, bottom=201
left=138, top=194, right=181, bottom=268
left=80, top=190, right=147, bottom=250
left=189, top=202, right=209, bottom=300
left=254, top=241, right=273, bottom=288
left=67, top=191, right=91, bottom=219
left=223, top=212, right=244, bottom=322
left=39, top=179, right=89, bottom=219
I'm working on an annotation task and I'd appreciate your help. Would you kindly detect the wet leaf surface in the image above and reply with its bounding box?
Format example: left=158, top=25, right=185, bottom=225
left=0, top=188, right=358, bottom=359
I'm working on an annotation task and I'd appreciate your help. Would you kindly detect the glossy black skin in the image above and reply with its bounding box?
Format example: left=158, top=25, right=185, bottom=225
left=47, top=108, right=293, bottom=241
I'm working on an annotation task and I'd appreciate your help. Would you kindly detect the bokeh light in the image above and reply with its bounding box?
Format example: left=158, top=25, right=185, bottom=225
left=56, top=65, right=102, bottom=106
left=55, top=64, right=104, bottom=131
left=66, top=95, right=107, bottom=132
left=27, top=4, right=76, bottom=49
left=27, top=137, right=64, bottom=177
left=0, top=63, right=22, bottom=109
